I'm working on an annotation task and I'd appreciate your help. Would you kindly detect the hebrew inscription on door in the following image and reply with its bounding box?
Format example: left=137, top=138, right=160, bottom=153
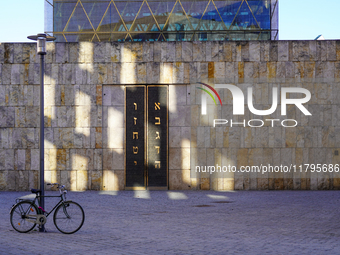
left=147, top=86, right=168, bottom=188
left=125, top=85, right=168, bottom=189
left=126, top=86, right=145, bottom=187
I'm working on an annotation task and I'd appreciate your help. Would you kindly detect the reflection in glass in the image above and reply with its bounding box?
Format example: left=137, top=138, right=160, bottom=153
left=46, top=0, right=278, bottom=42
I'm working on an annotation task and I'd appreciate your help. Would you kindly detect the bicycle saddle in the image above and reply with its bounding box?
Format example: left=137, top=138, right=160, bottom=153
left=31, top=189, right=41, bottom=194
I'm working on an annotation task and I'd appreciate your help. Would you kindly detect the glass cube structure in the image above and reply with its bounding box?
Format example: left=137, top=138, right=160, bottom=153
left=45, top=0, right=278, bottom=42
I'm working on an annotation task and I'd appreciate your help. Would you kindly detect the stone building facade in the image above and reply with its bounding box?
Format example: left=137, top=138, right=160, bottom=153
left=0, top=40, right=340, bottom=191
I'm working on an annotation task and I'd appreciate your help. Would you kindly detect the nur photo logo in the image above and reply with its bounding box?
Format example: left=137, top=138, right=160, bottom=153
left=196, top=83, right=312, bottom=128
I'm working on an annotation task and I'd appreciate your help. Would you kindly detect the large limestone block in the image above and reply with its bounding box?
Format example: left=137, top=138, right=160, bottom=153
left=260, top=41, right=270, bottom=62
left=109, top=42, right=120, bottom=62
left=17, top=170, right=29, bottom=191
left=56, top=43, right=69, bottom=63
left=90, top=170, right=102, bottom=190
left=160, top=62, right=173, bottom=84
left=3, top=44, right=14, bottom=64
left=0, top=170, right=8, bottom=190
left=103, top=169, right=124, bottom=190
left=146, top=63, right=160, bottom=84
left=93, top=42, right=106, bottom=63
left=169, top=105, right=191, bottom=127
left=76, top=170, right=88, bottom=191
left=182, top=42, right=193, bottom=62
left=169, top=148, right=190, bottom=170
left=142, top=42, right=153, bottom=63
left=222, top=42, right=234, bottom=62
left=193, top=42, right=205, bottom=62
left=0, top=107, right=14, bottom=127
left=28, top=170, right=38, bottom=189
left=137, top=63, right=146, bottom=84
left=169, top=170, right=192, bottom=190
left=278, top=41, right=289, bottom=61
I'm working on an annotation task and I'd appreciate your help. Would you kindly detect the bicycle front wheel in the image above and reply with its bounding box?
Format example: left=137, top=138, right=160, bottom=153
left=10, top=201, right=38, bottom=233
left=53, top=201, right=85, bottom=234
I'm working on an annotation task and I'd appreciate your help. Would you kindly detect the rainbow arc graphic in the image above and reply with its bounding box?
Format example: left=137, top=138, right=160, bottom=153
left=196, top=82, right=222, bottom=115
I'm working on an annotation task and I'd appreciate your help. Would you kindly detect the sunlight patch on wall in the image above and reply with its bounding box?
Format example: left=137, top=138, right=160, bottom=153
left=75, top=90, right=91, bottom=136
left=121, top=63, right=136, bottom=84
left=108, top=107, right=124, bottom=152
left=72, top=154, right=88, bottom=171
left=44, top=140, right=58, bottom=188
left=169, top=84, right=177, bottom=113
left=103, top=170, right=118, bottom=191
left=79, top=42, right=94, bottom=72
left=120, top=45, right=136, bottom=84
left=71, top=154, right=89, bottom=191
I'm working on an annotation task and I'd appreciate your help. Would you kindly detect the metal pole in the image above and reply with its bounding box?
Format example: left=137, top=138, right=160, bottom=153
left=39, top=53, right=45, bottom=232
left=27, top=33, right=55, bottom=233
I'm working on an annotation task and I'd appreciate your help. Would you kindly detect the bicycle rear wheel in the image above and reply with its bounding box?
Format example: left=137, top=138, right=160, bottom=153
left=10, top=201, right=38, bottom=233
left=53, top=201, right=85, bottom=234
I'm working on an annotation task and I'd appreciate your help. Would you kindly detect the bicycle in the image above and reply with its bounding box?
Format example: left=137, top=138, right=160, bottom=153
left=9, top=183, right=85, bottom=234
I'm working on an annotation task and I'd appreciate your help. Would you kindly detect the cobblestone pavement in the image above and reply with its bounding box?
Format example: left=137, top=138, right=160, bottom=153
left=1, top=190, right=340, bottom=255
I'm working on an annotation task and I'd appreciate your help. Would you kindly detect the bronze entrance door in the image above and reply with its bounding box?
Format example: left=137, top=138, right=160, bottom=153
left=125, top=85, right=168, bottom=190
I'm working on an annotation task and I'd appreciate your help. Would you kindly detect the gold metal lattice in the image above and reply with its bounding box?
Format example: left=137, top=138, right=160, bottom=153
left=48, top=0, right=278, bottom=42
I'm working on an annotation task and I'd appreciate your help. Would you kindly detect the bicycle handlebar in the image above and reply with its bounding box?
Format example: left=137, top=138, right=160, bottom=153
left=47, top=183, right=68, bottom=198
left=47, top=183, right=66, bottom=190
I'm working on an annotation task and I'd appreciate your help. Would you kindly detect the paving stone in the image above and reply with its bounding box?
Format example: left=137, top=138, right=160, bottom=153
left=1, top=190, right=339, bottom=254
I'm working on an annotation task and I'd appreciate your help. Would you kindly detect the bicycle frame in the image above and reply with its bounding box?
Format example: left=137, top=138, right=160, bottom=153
left=16, top=187, right=69, bottom=218
left=35, top=194, right=67, bottom=218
